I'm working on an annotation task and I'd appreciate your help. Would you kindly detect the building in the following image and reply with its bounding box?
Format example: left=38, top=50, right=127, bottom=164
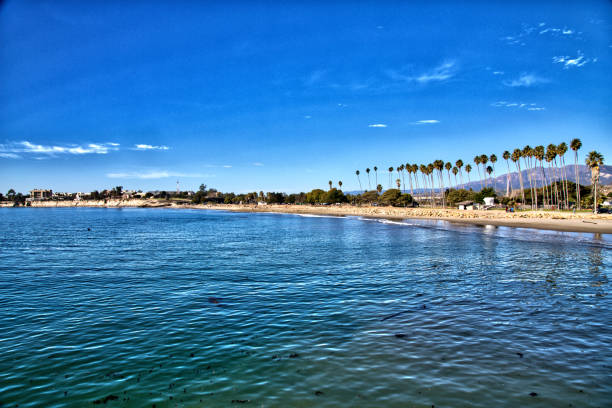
left=29, top=189, right=52, bottom=200
left=458, top=200, right=474, bottom=210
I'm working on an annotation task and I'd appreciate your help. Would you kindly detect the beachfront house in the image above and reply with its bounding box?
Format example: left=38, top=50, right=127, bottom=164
left=484, top=197, right=495, bottom=206
left=29, top=189, right=52, bottom=200
left=458, top=200, right=474, bottom=210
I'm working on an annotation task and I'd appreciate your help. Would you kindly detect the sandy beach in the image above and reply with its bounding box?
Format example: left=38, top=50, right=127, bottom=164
left=6, top=200, right=610, bottom=234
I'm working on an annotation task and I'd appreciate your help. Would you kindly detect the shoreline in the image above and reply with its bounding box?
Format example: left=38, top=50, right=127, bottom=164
left=4, top=200, right=612, bottom=234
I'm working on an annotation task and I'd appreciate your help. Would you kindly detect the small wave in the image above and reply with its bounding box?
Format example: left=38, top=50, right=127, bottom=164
left=296, top=213, right=345, bottom=219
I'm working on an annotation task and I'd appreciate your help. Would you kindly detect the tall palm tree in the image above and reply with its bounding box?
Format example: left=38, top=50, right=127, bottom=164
left=502, top=150, right=512, bottom=197
left=585, top=151, right=604, bottom=213
left=355, top=170, right=362, bottom=193
left=480, top=155, right=489, bottom=187
left=455, top=159, right=464, bottom=188
left=452, top=166, right=458, bottom=188
left=396, top=178, right=401, bottom=189
left=376, top=184, right=383, bottom=195
left=534, top=145, right=548, bottom=208
left=465, top=164, right=472, bottom=187
left=406, top=163, right=414, bottom=197
left=486, top=166, right=493, bottom=190
left=388, top=167, right=394, bottom=189
left=445, top=162, right=452, bottom=192
left=512, top=149, right=525, bottom=206
left=398, top=164, right=405, bottom=191
left=419, top=164, right=428, bottom=203
left=490, top=154, right=498, bottom=192
left=338, top=181, right=343, bottom=190
left=412, top=164, right=419, bottom=194
left=427, top=163, right=435, bottom=206
left=433, top=160, right=446, bottom=207
left=570, top=138, right=582, bottom=209
left=522, top=146, right=536, bottom=209
left=547, top=144, right=560, bottom=208
left=366, top=168, right=371, bottom=190
left=474, top=156, right=483, bottom=189
left=329, top=180, right=333, bottom=190
left=373, top=166, right=378, bottom=187
left=557, top=142, right=570, bottom=209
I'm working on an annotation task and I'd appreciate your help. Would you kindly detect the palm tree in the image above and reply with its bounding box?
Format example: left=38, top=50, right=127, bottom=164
left=433, top=160, right=445, bottom=207
left=486, top=166, right=493, bottom=189
left=373, top=166, right=378, bottom=187
left=406, top=163, right=414, bottom=197
left=355, top=170, right=362, bottom=193
left=474, top=156, right=483, bottom=189
left=465, top=164, right=472, bottom=187
left=398, top=164, right=405, bottom=191
left=480, top=155, right=489, bottom=187
left=490, top=154, right=498, bottom=192
left=376, top=184, right=383, bottom=194
left=445, top=162, right=452, bottom=192
left=388, top=167, right=394, bottom=189
left=522, top=146, right=535, bottom=209
left=396, top=178, right=401, bottom=189
left=328, top=180, right=333, bottom=190
left=570, top=138, right=582, bottom=209
left=512, top=149, right=525, bottom=206
left=557, top=142, right=570, bottom=209
left=502, top=150, right=512, bottom=197
left=427, top=163, right=435, bottom=206
left=455, top=159, right=464, bottom=188
left=366, top=168, right=371, bottom=190
left=452, top=166, right=459, bottom=188
left=547, top=144, right=560, bottom=208
left=534, top=145, right=548, bottom=208
left=585, top=151, right=604, bottom=213
left=338, top=181, right=343, bottom=190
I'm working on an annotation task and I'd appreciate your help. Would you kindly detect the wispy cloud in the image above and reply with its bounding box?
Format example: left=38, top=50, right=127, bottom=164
left=304, top=69, right=326, bottom=86
left=492, top=71, right=504, bottom=75
left=503, top=22, right=578, bottom=45
left=253, top=162, right=264, bottom=166
left=552, top=51, right=595, bottom=69
left=412, top=120, right=439, bottom=125
left=0, top=141, right=119, bottom=157
left=222, top=165, right=232, bottom=168
left=134, top=144, right=169, bottom=151
left=416, top=61, right=456, bottom=83
left=492, top=101, right=546, bottom=111
left=504, top=73, right=549, bottom=87
left=386, top=60, right=457, bottom=84
left=0, top=153, right=20, bottom=159
left=107, top=171, right=214, bottom=179
left=368, top=123, right=387, bottom=128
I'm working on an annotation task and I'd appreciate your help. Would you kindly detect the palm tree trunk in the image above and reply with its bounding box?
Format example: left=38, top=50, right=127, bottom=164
left=517, top=161, right=525, bottom=206
left=505, top=160, right=512, bottom=197
left=574, top=152, right=580, bottom=209
left=476, top=166, right=483, bottom=190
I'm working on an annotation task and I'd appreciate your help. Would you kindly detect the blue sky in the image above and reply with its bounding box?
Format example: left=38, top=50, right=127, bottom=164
left=1, top=1, right=611, bottom=193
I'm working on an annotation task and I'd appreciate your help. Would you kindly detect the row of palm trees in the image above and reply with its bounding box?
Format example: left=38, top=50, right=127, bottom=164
left=352, top=138, right=605, bottom=212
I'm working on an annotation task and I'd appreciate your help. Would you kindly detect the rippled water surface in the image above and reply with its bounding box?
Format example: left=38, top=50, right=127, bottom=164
left=0, top=208, right=610, bottom=407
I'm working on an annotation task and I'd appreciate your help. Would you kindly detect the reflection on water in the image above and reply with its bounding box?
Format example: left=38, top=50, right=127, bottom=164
left=0, top=208, right=610, bottom=407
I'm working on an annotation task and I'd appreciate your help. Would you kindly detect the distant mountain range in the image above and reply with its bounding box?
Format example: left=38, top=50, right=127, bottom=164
left=344, top=164, right=612, bottom=195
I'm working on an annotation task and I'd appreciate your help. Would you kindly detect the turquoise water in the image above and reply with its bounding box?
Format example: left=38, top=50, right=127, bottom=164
left=0, top=208, right=610, bottom=408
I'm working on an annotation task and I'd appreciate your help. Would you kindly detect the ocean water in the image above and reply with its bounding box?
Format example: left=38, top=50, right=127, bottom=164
left=0, top=208, right=610, bottom=408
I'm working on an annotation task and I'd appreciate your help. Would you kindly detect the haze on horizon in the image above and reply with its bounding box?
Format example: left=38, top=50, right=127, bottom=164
left=1, top=1, right=611, bottom=194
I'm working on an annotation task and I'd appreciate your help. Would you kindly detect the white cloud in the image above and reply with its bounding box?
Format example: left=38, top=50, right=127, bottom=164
left=253, top=162, right=264, bottom=166
left=416, top=61, right=456, bottom=83
left=552, top=51, right=593, bottom=69
left=0, top=153, right=20, bottom=159
left=134, top=144, right=169, bottom=151
left=504, top=73, right=549, bottom=87
left=107, top=171, right=214, bottom=179
left=492, top=71, right=504, bottom=75
left=492, top=101, right=545, bottom=111
left=368, top=123, right=387, bottom=128
left=385, top=60, right=457, bottom=84
left=223, top=165, right=232, bottom=168
left=304, top=115, right=312, bottom=119
left=0, top=141, right=119, bottom=156
left=412, top=120, right=439, bottom=125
